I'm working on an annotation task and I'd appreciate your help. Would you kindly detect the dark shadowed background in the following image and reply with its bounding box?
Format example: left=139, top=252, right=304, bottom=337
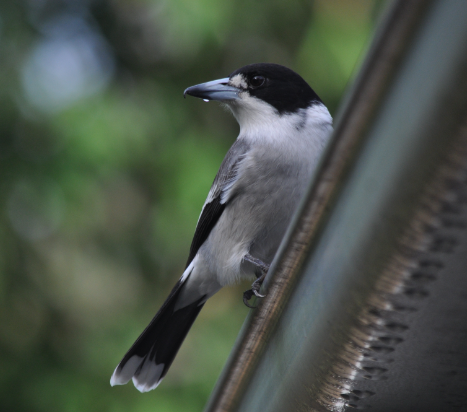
left=0, top=1, right=384, bottom=411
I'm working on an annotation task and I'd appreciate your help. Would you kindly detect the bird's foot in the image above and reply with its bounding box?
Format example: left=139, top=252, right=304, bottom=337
left=251, top=274, right=266, bottom=298
left=243, top=254, right=270, bottom=274
left=243, top=273, right=267, bottom=308
left=242, top=254, right=269, bottom=308
left=243, top=289, right=256, bottom=308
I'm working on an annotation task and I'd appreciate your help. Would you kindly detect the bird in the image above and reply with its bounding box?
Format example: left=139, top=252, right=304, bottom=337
left=110, top=63, right=333, bottom=392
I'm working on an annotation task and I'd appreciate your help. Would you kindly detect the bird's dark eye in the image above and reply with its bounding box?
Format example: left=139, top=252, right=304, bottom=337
left=249, top=75, right=265, bottom=89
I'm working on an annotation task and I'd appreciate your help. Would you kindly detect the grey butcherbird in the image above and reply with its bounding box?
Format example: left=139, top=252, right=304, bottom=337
left=110, top=63, right=333, bottom=392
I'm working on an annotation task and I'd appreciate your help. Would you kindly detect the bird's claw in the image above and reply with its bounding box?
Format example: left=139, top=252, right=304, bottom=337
left=242, top=253, right=268, bottom=307
left=252, top=285, right=265, bottom=298
left=252, top=276, right=265, bottom=297
left=243, top=278, right=266, bottom=308
left=243, top=289, right=256, bottom=308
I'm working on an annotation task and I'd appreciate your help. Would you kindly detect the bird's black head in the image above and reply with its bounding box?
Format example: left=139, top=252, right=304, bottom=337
left=184, top=63, right=324, bottom=118
left=228, top=63, right=322, bottom=115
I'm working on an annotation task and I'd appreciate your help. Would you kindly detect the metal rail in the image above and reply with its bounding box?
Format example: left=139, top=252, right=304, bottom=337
left=204, top=1, right=467, bottom=411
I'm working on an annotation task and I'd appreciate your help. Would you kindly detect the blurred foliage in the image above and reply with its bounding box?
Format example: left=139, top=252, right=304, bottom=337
left=0, top=0, right=385, bottom=411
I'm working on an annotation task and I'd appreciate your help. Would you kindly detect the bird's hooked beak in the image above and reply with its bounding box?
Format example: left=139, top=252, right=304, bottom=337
left=184, top=78, right=241, bottom=101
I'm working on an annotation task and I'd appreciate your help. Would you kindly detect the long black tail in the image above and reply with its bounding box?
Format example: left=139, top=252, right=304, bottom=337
left=110, top=279, right=205, bottom=392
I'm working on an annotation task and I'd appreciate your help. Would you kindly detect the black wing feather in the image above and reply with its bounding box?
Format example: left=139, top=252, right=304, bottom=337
left=184, top=139, right=250, bottom=268
left=185, top=196, right=225, bottom=268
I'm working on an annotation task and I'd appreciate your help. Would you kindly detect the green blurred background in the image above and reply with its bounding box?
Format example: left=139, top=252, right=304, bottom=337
left=0, top=0, right=385, bottom=411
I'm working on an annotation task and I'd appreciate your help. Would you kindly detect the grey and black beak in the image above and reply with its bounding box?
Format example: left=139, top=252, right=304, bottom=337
left=184, top=78, right=240, bottom=101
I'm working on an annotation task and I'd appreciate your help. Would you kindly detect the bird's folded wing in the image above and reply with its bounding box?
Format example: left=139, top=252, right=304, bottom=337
left=185, top=138, right=250, bottom=268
